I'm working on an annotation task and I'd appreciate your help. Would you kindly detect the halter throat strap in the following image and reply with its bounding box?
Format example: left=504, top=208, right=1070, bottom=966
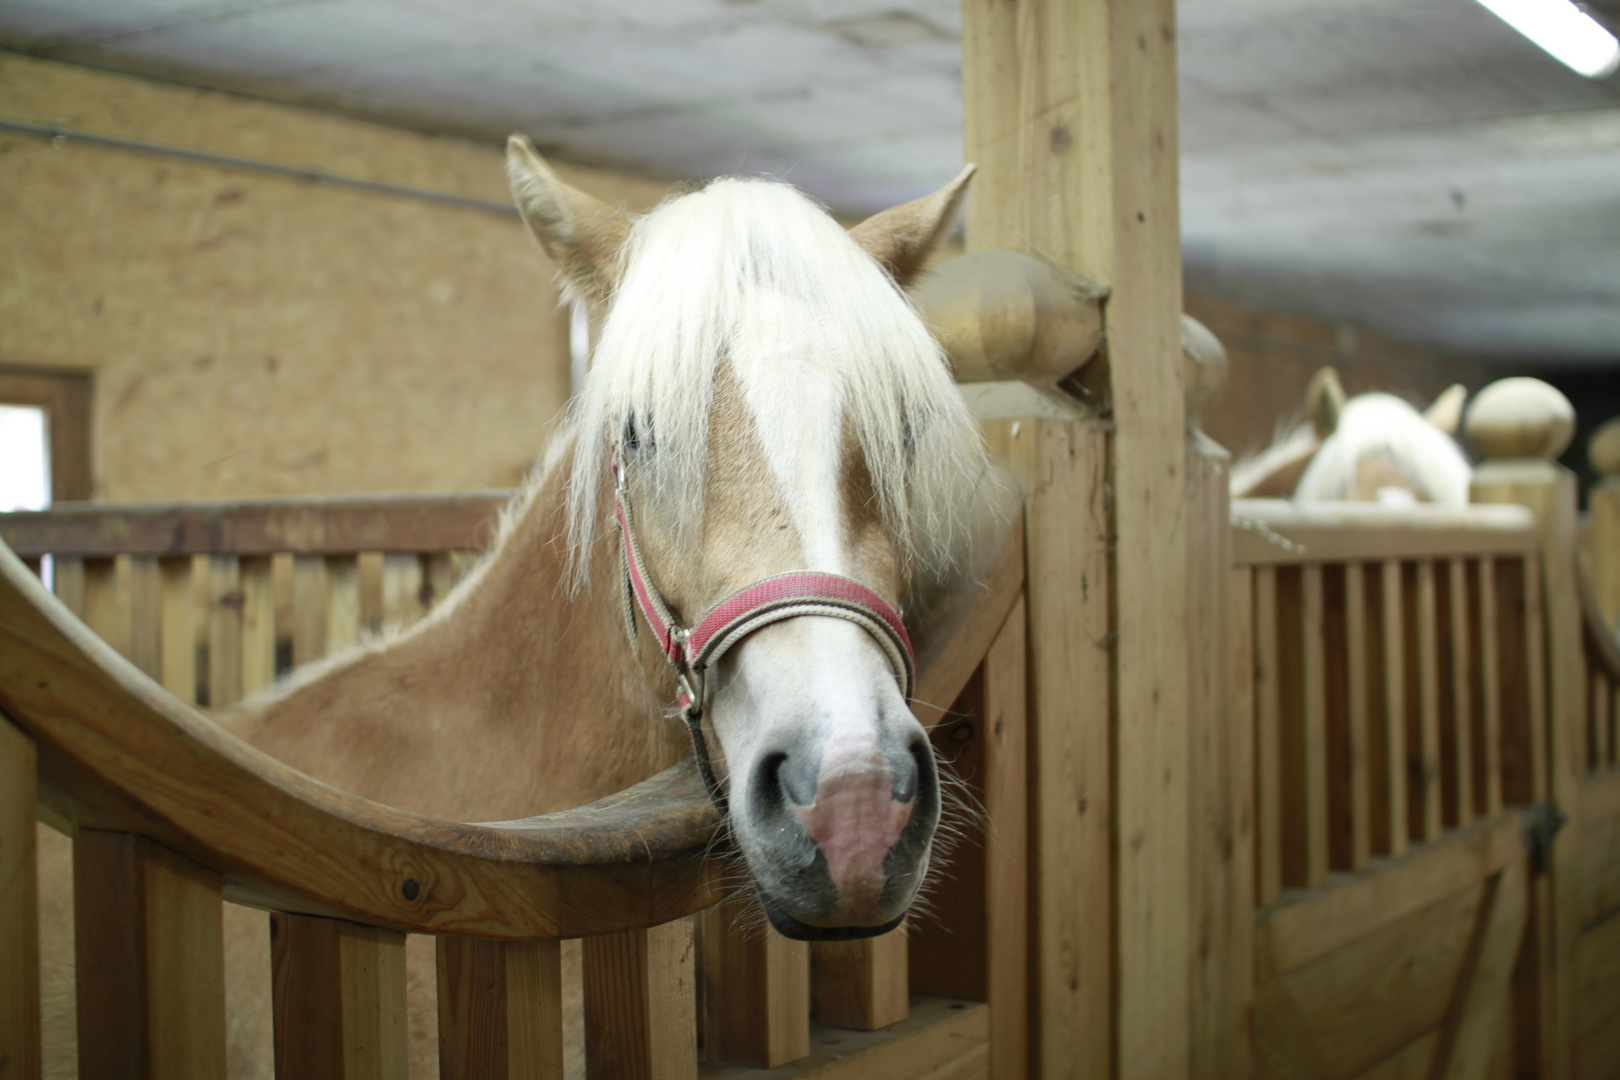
left=610, top=454, right=916, bottom=815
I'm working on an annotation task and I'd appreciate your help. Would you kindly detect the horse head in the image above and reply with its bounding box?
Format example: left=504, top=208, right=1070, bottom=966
left=506, top=137, right=986, bottom=939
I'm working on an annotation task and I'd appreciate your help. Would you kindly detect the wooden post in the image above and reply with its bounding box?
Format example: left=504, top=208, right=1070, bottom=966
left=73, top=832, right=228, bottom=1080
left=582, top=920, right=697, bottom=1080
left=437, top=937, right=565, bottom=1080
left=701, top=898, right=809, bottom=1065
left=1588, top=417, right=1620, bottom=631
left=1466, top=376, right=1581, bottom=1080
left=270, top=912, right=408, bottom=1080
left=1, top=718, right=42, bottom=1080
left=963, top=0, right=1189, bottom=1074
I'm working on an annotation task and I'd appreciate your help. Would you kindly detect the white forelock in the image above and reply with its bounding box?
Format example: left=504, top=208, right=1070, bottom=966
left=562, top=177, right=989, bottom=590
left=1295, top=393, right=1473, bottom=506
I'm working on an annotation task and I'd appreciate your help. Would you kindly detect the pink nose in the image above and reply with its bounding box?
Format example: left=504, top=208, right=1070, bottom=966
left=794, top=771, right=915, bottom=923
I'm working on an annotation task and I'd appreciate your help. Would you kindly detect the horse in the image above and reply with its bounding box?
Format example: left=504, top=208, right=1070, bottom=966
left=1231, top=366, right=1472, bottom=506
left=37, top=138, right=998, bottom=1079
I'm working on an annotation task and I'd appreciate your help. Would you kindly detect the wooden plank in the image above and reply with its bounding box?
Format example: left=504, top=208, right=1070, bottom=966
left=1255, top=566, right=1284, bottom=904
left=1364, top=561, right=1398, bottom=856
left=1493, top=558, right=1539, bottom=807
left=1278, top=566, right=1328, bottom=887
left=1445, top=559, right=1476, bottom=826
left=1344, top=563, right=1371, bottom=870
left=1433, top=863, right=1530, bottom=1080
left=157, top=556, right=197, bottom=704
left=1477, top=558, right=1503, bottom=816
left=1594, top=672, right=1613, bottom=771
left=271, top=912, right=408, bottom=1080
left=326, top=554, right=362, bottom=653
left=73, top=832, right=227, bottom=1079
left=811, top=934, right=908, bottom=1032
left=1221, top=565, right=1259, bottom=1078
left=437, top=937, right=565, bottom=1080
left=1260, top=883, right=1485, bottom=1080
left=1578, top=774, right=1620, bottom=927
left=982, top=594, right=1028, bottom=1080
left=359, top=552, right=385, bottom=638
left=291, top=554, right=329, bottom=665
left=701, top=894, right=810, bottom=1067
left=1574, top=907, right=1620, bottom=1041
left=583, top=919, right=697, bottom=1080
left=1322, top=565, right=1353, bottom=872
left=52, top=555, right=85, bottom=616
left=1353, top=1032, right=1440, bottom=1080
left=975, top=414, right=1111, bottom=1080
left=207, top=555, right=243, bottom=709
left=381, top=553, right=426, bottom=629
left=423, top=552, right=455, bottom=612
left=128, top=555, right=162, bottom=680
left=1412, top=561, right=1444, bottom=843
left=241, top=555, right=276, bottom=699
left=83, top=555, right=130, bottom=658
left=700, top=996, right=987, bottom=1080
left=0, top=718, right=41, bottom=1080
left=0, top=492, right=511, bottom=558
left=1256, top=810, right=1522, bottom=979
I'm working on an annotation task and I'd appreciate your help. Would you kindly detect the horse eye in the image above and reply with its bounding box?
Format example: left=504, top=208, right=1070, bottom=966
left=622, top=414, right=655, bottom=453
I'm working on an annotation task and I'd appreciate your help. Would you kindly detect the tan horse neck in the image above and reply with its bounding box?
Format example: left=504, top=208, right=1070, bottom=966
left=235, top=439, right=689, bottom=821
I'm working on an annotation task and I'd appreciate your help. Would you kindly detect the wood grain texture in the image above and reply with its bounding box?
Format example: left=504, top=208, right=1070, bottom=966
left=811, top=933, right=908, bottom=1033
left=983, top=596, right=1029, bottom=1080
left=73, top=831, right=227, bottom=1080
left=436, top=937, right=563, bottom=1080
left=0, top=718, right=41, bottom=1080
left=271, top=912, right=407, bottom=1080
left=583, top=919, right=697, bottom=1080
left=975, top=414, right=1111, bottom=1079
left=701, top=895, right=809, bottom=1067
left=1255, top=566, right=1284, bottom=905
left=1433, top=864, right=1529, bottom=1080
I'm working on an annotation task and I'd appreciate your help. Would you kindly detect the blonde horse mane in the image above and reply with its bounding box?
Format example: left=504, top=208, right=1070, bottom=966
left=560, top=177, right=990, bottom=592
left=1296, top=392, right=1473, bottom=506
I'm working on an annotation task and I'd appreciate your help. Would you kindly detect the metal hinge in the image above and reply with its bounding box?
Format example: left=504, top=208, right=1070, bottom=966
left=1521, top=801, right=1568, bottom=876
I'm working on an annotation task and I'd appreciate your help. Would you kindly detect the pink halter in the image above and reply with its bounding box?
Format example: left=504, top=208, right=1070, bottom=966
left=610, top=450, right=916, bottom=813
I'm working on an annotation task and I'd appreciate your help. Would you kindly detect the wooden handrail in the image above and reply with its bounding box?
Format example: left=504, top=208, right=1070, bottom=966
left=0, top=508, right=1023, bottom=941
left=0, top=491, right=513, bottom=557
left=1231, top=498, right=1537, bottom=566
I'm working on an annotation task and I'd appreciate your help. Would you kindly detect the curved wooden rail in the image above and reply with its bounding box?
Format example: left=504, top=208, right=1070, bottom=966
left=0, top=508, right=1023, bottom=941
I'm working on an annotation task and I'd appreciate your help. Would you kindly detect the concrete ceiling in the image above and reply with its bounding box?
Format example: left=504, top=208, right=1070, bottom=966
left=3, top=0, right=1618, bottom=365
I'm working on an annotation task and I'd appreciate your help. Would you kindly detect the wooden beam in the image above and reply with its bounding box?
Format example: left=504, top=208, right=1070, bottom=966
left=1432, top=863, right=1529, bottom=1080
left=810, top=934, right=908, bottom=1033
left=437, top=937, right=565, bottom=1080
left=270, top=912, right=407, bottom=1079
left=73, top=831, right=227, bottom=1079
left=0, top=717, right=41, bottom=1080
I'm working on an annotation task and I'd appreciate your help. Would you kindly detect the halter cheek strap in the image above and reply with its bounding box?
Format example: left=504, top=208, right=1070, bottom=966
left=611, top=453, right=916, bottom=816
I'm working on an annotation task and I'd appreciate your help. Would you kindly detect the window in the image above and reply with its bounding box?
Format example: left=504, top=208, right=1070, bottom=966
left=0, top=404, right=49, bottom=510
left=0, top=366, right=93, bottom=505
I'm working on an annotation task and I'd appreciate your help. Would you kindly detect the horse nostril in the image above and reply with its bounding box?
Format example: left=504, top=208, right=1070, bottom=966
left=892, top=736, right=930, bottom=803
left=752, top=751, right=817, bottom=815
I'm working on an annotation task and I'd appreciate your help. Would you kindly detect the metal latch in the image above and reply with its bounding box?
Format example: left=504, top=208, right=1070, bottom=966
left=1521, top=801, right=1568, bottom=876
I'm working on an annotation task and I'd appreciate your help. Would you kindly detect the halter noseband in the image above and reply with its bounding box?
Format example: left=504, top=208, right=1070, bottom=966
left=610, top=450, right=916, bottom=816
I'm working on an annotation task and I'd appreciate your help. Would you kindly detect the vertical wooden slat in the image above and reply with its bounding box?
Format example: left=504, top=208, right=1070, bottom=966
left=1253, top=566, right=1282, bottom=905
left=423, top=552, right=456, bottom=612
left=1593, top=671, right=1612, bottom=770
left=292, top=555, right=330, bottom=665
left=810, top=933, right=908, bottom=1032
left=53, top=555, right=85, bottom=617
left=1344, top=563, right=1370, bottom=869
left=1410, top=561, right=1443, bottom=842
left=1494, top=557, right=1540, bottom=808
left=84, top=556, right=130, bottom=658
left=1477, top=557, right=1503, bottom=814
left=437, top=937, right=564, bottom=1080
left=326, top=555, right=362, bottom=653
left=700, top=897, right=809, bottom=1067
left=271, top=912, right=407, bottom=1080
left=1, top=718, right=42, bottom=1080
left=1277, top=566, right=1327, bottom=888
left=73, top=832, right=227, bottom=1080
left=381, top=553, right=426, bottom=629
left=158, top=557, right=198, bottom=704
left=1322, top=566, right=1353, bottom=872
left=1302, top=566, right=1329, bottom=885
left=582, top=920, right=696, bottom=1080
left=241, top=556, right=276, bottom=699
left=358, top=552, right=385, bottom=638
left=983, top=593, right=1028, bottom=1080
left=1363, top=561, right=1392, bottom=855
left=1447, top=558, right=1475, bottom=824
left=128, top=556, right=162, bottom=680
left=208, top=555, right=244, bottom=709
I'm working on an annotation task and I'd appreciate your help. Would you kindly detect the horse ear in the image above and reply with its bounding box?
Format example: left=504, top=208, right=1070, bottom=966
left=849, top=164, right=976, bottom=289
left=1306, top=367, right=1347, bottom=438
left=1424, top=384, right=1467, bottom=435
left=507, top=135, right=631, bottom=301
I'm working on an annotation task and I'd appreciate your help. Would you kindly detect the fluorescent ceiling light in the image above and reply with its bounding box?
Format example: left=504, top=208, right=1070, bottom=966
left=1474, top=0, right=1620, bottom=78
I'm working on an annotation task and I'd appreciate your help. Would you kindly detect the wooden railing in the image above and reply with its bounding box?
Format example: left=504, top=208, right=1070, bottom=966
left=1232, top=500, right=1542, bottom=904
left=0, top=492, right=1029, bottom=1079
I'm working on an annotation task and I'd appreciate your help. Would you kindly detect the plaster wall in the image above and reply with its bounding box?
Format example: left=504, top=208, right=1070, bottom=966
left=0, top=53, right=671, bottom=502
